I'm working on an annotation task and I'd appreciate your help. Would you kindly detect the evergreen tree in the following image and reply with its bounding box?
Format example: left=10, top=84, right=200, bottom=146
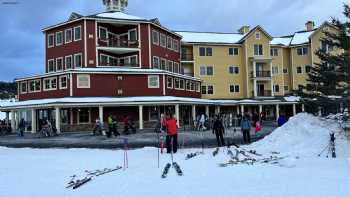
left=300, top=4, right=350, bottom=115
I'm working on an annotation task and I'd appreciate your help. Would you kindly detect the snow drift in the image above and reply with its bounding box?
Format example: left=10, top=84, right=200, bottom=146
left=250, top=113, right=350, bottom=157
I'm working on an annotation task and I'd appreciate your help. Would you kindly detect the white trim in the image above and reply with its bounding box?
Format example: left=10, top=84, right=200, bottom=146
left=55, top=31, right=63, bottom=46
left=199, top=65, right=214, bottom=76
left=74, top=26, right=82, bottom=41
left=162, top=74, right=166, bottom=96
left=128, top=28, right=138, bottom=41
left=167, top=36, right=172, bottom=50
left=179, top=79, right=185, bottom=90
left=28, top=79, right=41, bottom=93
left=173, top=39, right=179, bottom=52
left=65, top=55, right=73, bottom=70
left=148, top=75, right=160, bottom=89
left=228, top=47, right=239, bottom=56
left=84, top=20, right=88, bottom=68
left=98, top=26, right=108, bottom=39
left=148, top=24, right=152, bottom=68
left=43, top=77, right=58, bottom=91
left=47, top=33, right=54, bottom=48
left=56, top=57, right=64, bottom=71
left=69, top=73, right=73, bottom=96
left=229, top=84, right=240, bottom=93
left=296, top=66, right=303, bottom=74
left=138, top=23, right=142, bottom=66
left=228, top=65, right=240, bottom=74
left=65, top=28, right=73, bottom=44
left=77, top=74, right=90, bottom=89
left=255, top=32, right=261, bottom=40
left=167, top=60, right=174, bottom=72
left=245, top=43, right=249, bottom=97
left=59, top=75, right=68, bottom=90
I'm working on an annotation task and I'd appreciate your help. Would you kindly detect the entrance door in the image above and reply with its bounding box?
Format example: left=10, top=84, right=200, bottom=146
left=257, top=84, right=265, bottom=96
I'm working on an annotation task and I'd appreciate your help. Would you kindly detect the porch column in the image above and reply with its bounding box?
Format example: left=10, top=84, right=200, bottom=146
left=254, top=80, right=257, bottom=97
left=215, top=106, right=221, bottom=115
left=236, top=106, right=240, bottom=115
left=11, top=110, right=16, bottom=132
left=253, top=61, right=257, bottom=77
left=270, top=61, right=274, bottom=97
left=241, top=105, right=245, bottom=115
left=139, top=105, right=144, bottom=130
left=175, top=104, right=180, bottom=127
left=205, top=105, right=210, bottom=117
left=70, top=108, right=74, bottom=125
left=6, top=112, right=9, bottom=126
left=292, top=104, right=297, bottom=116
left=99, top=106, right=104, bottom=123
left=302, top=104, right=305, bottom=112
left=276, top=104, right=280, bottom=120
left=31, top=109, right=37, bottom=133
left=55, top=107, right=61, bottom=134
left=191, top=105, right=196, bottom=122
left=259, top=105, right=263, bottom=114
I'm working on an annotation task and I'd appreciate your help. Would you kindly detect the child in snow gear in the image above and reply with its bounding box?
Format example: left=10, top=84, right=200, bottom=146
left=165, top=114, right=178, bottom=154
left=241, top=113, right=251, bottom=143
left=212, top=115, right=225, bottom=147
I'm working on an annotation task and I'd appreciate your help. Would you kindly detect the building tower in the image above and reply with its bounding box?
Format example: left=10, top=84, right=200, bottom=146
left=103, top=0, right=128, bottom=12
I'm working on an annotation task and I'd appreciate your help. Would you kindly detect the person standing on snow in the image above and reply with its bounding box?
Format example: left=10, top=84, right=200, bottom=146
left=165, top=113, right=178, bottom=154
left=277, top=114, right=287, bottom=127
left=212, top=115, right=225, bottom=147
left=241, top=113, right=252, bottom=143
left=199, top=114, right=206, bottom=130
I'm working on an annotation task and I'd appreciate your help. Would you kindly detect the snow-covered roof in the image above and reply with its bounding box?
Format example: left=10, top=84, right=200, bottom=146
left=176, top=31, right=244, bottom=44
left=270, top=37, right=293, bottom=46
left=284, top=96, right=301, bottom=102
left=290, top=30, right=315, bottom=45
left=95, top=12, right=145, bottom=20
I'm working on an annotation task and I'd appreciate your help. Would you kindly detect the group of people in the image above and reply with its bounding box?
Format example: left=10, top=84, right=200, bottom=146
left=0, top=119, right=11, bottom=135
left=93, top=114, right=137, bottom=138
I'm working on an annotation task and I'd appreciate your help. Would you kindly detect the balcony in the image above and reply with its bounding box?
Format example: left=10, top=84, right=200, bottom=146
left=181, top=53, right=194, bottom=62
left=251, top=71, right=272, bottom=78
left=252, top=90, right=273, bottom=97
left=99, top=61, right=139, bottom=68
left=97, top=38, right=139, bottom=55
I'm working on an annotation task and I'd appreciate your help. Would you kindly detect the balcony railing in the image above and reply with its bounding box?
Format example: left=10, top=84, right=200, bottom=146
left=181, top=53, right=194, bottom=61
left=98, top=38, right=139, bottom=48
left=252, top=90, right=273, bottom=97
left=99, top=61, right=139, bottom=67
left=251, top=71, right=272, bottom=78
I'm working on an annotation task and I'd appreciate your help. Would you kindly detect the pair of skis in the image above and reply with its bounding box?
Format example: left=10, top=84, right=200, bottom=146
left=66, top=166, right=122, bottom=190
left=161, top=162, right=183, bottom=178
left=185, top=151, right=204, bottom=160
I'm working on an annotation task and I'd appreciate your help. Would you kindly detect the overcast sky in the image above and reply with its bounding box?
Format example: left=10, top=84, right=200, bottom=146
left=0, top=0, right=347, bottom=81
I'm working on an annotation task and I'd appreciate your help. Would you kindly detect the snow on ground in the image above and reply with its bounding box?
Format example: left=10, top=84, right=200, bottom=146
left=0, top=113, right=350, bottom=197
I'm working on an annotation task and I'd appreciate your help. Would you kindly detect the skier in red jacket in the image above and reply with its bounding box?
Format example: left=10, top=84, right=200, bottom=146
left=165, top=113, right=178, bottom=154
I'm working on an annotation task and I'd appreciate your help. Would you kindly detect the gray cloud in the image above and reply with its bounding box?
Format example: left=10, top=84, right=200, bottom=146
left=0, top=0, right=347, bottom=81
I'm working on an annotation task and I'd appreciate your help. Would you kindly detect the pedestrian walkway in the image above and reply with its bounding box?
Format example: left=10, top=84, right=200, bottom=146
left=0, top=123, right=276, bottom=149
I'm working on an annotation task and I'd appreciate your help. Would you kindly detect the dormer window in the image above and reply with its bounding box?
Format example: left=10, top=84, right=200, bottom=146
left=56, top=31, right=63, bottom=46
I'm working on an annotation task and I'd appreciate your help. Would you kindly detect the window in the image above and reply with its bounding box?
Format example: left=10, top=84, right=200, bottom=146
left=74, top=26, right=82, bottom=41
left=255, top=32, right=261, bottom=40
left=199, top=47, right=212, bottom=56
left=167, top=37, right=172, bottom=49
left=167, top=61, right=173, bottom=72
left=100, top=54, right=108, bottom=65
left=186, top=80, right=191, bottom=91
left=195, top=82, right=201, bottom=92
left=174, top=78, right=180, bottom=89
left=44, top=77, right=57, bottom=91
left=65, top=56, right=72, bottom=69
left=298, top=85, right=303, bottom=91
left=283, top=68, right=288, bottom=74
left=160, top=34, right=166, bottom=48
left=274, top=85, right=280, bottom=93
left=173, top=40, right=179, bottom=52
left=77, top=75, right=90, bottom=88
left=305, top=65, right=311, bottom=73
left=65, top=29, right=72, bottom=44
left=129, top=55, right=138, bottom=66
left=128, top=29, right=137, bottom=41
left=179, top=79, right=185, bottom=90
left=152, top=30, right=159, bottom=45
left=48, top=59, right=55, bottom=72
left=99, top=27, right=108, bottom=40
left=48, top=34, right=54, bottom=48
left=29, top=80, right=41, bottom=92
left=174, top=62, right=180, bottom=73
left=229, top=66, right=239, bottom=74
left=272, top=66, right=279, bottom=75
left=297, top=66, right=302, bottom=74
left=230, top=85, right=240, bottom=93
left=297, top=47, right=308, bottom=56
left=20, top=82, right=27, bottom=94
left=190, top=82, right=195, bottom=91
left=148, top=75, right=159, bottom=88
left=153, top=56, right=160, bottom=69
left=321, top=41, right=333, bottom=53
left=207, top=85, right=214, bottom=95
left=201, top=86, right=207, bottom=94
left=56, top=31, right=63, bottom=46
left=284, top=85, right=289, bottom=91
left=59, top=76, right=67, bottom=89
left=161, top=58, right=167, bottom=70
left=270, top=48, right=278, bottom=56
left=74, top=53, right=82, bottom=68
left=78, top=108, right=90, bottom=124
left=254, top=44, right=263, bottom=56
left=229, top=48, right=239, bottom=56
left=167, top=77, right=173, bottom=88
left=200, top=66, right=214, bottom=76
left=56, top=57, right=63, bottom=71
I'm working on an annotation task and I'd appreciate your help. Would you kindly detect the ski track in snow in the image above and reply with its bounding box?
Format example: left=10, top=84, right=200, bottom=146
left=0, top=113, right=350, bottom=197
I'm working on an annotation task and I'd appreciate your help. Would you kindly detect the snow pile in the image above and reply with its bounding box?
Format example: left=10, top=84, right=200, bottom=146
left=250, top=113, right=350, bottom=157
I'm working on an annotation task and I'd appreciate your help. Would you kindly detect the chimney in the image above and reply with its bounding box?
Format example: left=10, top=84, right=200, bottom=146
left=305, top=21, right=315, bottom=31
left=238, top=25, right=250, bottom=34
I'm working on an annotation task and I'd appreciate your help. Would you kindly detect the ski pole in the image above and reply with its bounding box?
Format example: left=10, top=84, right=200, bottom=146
left=171, top=137, right=174, bottom=165
left=157, top=131, right=160, bottom=168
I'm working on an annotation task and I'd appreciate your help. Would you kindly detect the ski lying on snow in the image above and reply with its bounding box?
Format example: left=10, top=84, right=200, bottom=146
left=172, top=162, right=183, bottom=176
left=72, top=177, right=92, bottom=190
left=185, top=151, right=204, bottom=160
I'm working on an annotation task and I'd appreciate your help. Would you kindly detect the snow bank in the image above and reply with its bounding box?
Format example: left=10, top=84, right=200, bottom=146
left=249, top=113, right=350, bottom=157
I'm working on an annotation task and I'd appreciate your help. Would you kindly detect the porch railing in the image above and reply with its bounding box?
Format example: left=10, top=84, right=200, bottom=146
left=98, top=38, right=139, bottom=48
left=99, top=61, right=140, bottom=67
left=181, top=53, right=194, bottom=61
left=251, top=71, right=272, bottom=78
left=252, top=90, right=273, bottom=97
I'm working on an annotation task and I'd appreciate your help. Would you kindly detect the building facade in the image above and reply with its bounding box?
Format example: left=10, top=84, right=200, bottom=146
left=2, top=0, right=335, bottom=133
